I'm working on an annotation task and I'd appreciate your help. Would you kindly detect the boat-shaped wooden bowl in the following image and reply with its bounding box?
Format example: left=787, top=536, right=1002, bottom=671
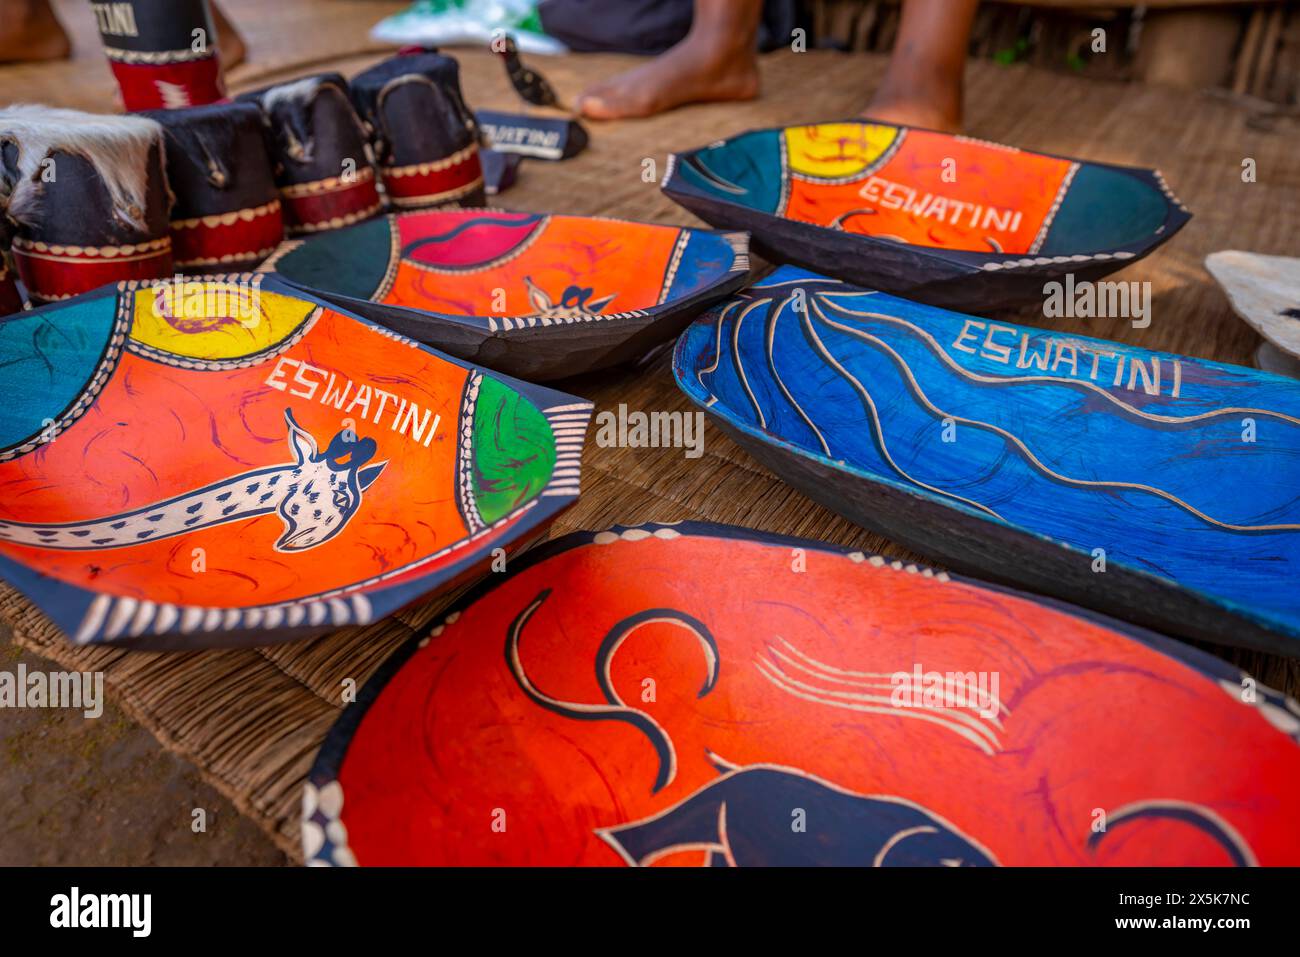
left=0, top=275, right=591, bottom=650
left=662, top=121, right=1189, bottom=311
left=261, top=208, right=750, bottom=380
left=1207, top=250, right=1300, bottom=379
left=305, top=522, right=1300, bottom=866
left=674, top=266, right=1300, bottom=655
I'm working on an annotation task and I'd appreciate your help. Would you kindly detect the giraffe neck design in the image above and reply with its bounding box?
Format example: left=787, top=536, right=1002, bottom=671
left=0, top=409, right=387, bottom=552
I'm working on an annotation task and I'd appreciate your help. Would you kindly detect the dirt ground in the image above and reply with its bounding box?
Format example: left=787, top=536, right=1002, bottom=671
left=0, top=624, right=287, bottom=865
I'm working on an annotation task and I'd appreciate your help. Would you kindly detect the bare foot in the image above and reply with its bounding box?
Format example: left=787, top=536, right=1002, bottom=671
left=0, top=0, right=70, bottom=64
left=576, top=34, right=759, bottom=120
left=212, top=1, right=246, bottom=70
left=859, top=96, right=962, bottom=134
left=857, top=0, right=976, bottom=134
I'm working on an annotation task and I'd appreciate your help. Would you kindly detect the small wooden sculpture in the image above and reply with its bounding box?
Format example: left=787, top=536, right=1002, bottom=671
left=1207, top=250, right=1300, bottom=378
left=478, top=34, right=588, bottom=161
left=496, top=34, right=561, bottom=108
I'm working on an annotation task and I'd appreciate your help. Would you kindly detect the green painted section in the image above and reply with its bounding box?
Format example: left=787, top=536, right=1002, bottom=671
left=271, top=215, right=393, bottom=301
left=1041, top=164, right=1169, bottom=256
left=469, top=376, right=556, bottom=524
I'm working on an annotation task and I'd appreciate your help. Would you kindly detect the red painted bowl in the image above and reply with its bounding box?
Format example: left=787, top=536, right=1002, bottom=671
left=306, top=523, right=1300, bottom=866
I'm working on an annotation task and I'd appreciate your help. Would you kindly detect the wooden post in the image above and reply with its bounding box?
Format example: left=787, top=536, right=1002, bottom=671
left=1136, top=7, right=1244, bottom=90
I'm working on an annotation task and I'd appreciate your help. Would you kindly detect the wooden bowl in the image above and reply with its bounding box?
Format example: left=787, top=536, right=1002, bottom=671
left=673, top=266, right=1300, bottom=655
left=0, top=274, right=590, bottom=649
left=663, top=121, right=1189, bottom=311
left=305, top=523, right=1300, bottom=866
left=262, top=208, right=750, bottom=381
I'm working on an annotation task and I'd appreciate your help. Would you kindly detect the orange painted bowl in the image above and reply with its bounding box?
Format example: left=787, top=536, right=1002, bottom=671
left=662, top=121, right=1191, bottom=311
left=305, top=523, right=1300, bottom=866
left=0, top=274, right=591, bottom=649
left=260, top=208, right=751, bottom=380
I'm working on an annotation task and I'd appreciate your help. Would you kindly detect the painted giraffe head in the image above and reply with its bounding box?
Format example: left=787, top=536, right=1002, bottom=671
left=524, top=276, right=616, bottom=320
left=276, top=410, right=388, bottom=551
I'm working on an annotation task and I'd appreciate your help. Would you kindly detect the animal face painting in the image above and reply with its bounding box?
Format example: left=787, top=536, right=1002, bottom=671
left=308, top=527, right=1300, bottom=867
left=524, top=276, right=615, bottom=320
left=0, top=410, right=386, bottom=553
left=274, top=411, right=387, bottom=549
left=598, top=765, right=997, bottom=867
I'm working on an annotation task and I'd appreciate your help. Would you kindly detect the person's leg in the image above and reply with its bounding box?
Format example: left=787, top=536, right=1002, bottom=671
left=576, top=0, right=761, bottom=121
left=0, top=0, right=71, bottom=63
left=861, top=0, right=978, bottom=132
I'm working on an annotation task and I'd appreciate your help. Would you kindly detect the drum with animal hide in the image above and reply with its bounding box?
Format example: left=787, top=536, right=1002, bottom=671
left=0, top=107, right=173, bottom=303
left=237, top=74, right=383, bottom=235
left=141, top=103, right=284, bottom=271
left=91, top=0, right=225, bottom=111
left=349, top=53, right=485, bottom=209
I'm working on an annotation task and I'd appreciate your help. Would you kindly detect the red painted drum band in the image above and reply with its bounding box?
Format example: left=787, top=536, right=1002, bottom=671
left=92, top=0, right=224, bottom=110
left=380, top=144, right=484, bottom=209
left=170, top=200, right=285, bottom=270
left=280, top=168, right=383, bottom=235
left=12, top=237, right=174, bottom=303
left=107, top=58, right=225, bottom=111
